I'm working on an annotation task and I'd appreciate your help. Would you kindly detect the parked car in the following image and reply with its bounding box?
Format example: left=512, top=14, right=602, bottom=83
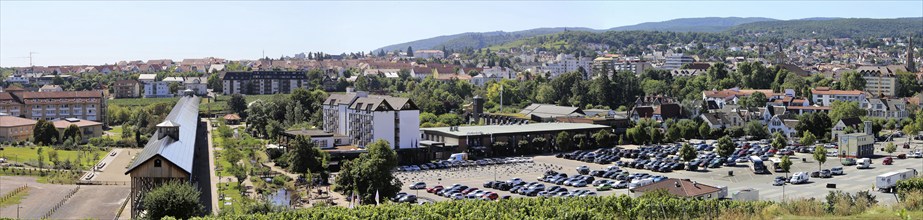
left=773, top=176, right=786, bottom=186
left=409, top=182, right=426, bottom=190
left=819, top=169, right=832, bottom=178
left=831, top=167, right=844, bottom=175
left=883, top=157, right=893, bottom=165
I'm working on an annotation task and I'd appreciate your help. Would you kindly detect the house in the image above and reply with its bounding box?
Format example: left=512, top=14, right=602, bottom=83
left=52, top=118, right=103, bottom=143
left=767, top=114, right=799, bottom=139
left=832, top=117, right=863, bottom=142
left=182, top=77, right=208, bottom=96
left=811, top=87, right=865, bottom=107
left=632, top=178, right=723, bottom=199
left=223, top=113, right=241, bottom=125
left=124, top=95, right=205, bottom=218
left=113, top=80, right=141, bottom=98
left=14, top=90, right=107, bottom=123
left=470, top=72, right=503, bottom=86
left=38, top=84, right=63, bottom=92
left=222, top=71, right=308, bottom=95
left=700, top=112, right=744, bottom=129
left=702, top=88, right=792, bottom=108
left=519, top=104, right=585, bottom=122
left=866, top=98, right=908, bottom=120
left=0, top=116, right=37, bottom=143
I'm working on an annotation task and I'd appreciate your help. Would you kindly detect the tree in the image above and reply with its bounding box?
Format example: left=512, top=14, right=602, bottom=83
left=207, top=73, right=223, bottom=91
left=555, top=131, right=572, bottom=152
left=286, top=136, right=328, bottom=179
left=780, top=155, right=793, bottom=176
left=333, top=140, right=401, bottom=204
left=592, top=129, right=614, bottom=148
left=813, top=145, right=827, bottom=172
left=228, top=94, right=248, bottom=118
left=62, top=124, right=82, bottom=143
left=716, top=136, right=735, bottom=158
left=795, top=112, right=832, bottom=140
left=32, top=119, right=59, bottom=145
left=698, top=122, right=712, bottom=139
left=406, top=46, right=414, bottom=57
left=771, top=132, right=787, bottom=150
left=679, top=143, right=698, bottom=162
left=36, top=147, right=45, bottom=169
left=884, top=142, right=897, bottom=157
left=228, top=164, right=248, bottom=187
left=649, top=128, right=663, bottom=144
left=744, top=121, right=769, bottom=140
left=743, top=92, right=768, bottom=109
left=829, top=101, right=866, bottom=123
left=143, top=181, right=206, bottom=220
left=838, top=71, right=866, bottom=91
left=800, top=132, right=817, bottom=147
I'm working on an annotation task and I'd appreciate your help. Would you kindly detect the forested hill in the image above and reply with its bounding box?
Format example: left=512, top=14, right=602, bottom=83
left=374, top=17, right=774, bottom=52
left=607, top=17, right=776, bottom=32
left=725, top=17, right=923, bottom=39
left=375, top=17, right=921, bottom=52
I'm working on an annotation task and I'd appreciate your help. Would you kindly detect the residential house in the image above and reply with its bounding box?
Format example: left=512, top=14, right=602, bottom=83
left=38, top=84, right=63, bottom=92
left=631, top=96, right=682, bottom=122
left=866, top=98, right=908, bottom=120
left=831, top=117, right=863, bottom=141
left=700, top=112, right=744, bottom=129
left=767, top=114, right=799, bottom=139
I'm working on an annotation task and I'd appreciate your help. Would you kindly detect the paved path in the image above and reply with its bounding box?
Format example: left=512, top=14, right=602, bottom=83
left=206, top=119, right=219, bottom=215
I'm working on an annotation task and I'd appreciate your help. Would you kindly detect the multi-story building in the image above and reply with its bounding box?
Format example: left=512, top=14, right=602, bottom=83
left=343, top=95, right=420, bottom=149
left=0, top=92, right=23, bottom=117
left=857, top=66, right=903, bottom=97
left=663, top=53, right=694, bottom=70
left=113, top=80, right=141, bottom=98
left=323, top=92, right=363, bottom=136
left=811, top=87, right=865, bottom=107
left=533, top=54, right=592, bottom=79
left=222, top=71, right=308, bottom=95
left=15, top=91, right=107, bottom=123
left=412, top=50, right=445, bottom=59
left=0, top=115, right=36, bottom=143
left=139, top=74, right=171, bottom=98
left=164, top=77, right=208, bottom=96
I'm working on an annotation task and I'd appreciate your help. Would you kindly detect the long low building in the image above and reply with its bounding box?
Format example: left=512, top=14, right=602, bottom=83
left=419, top=123, right=610, bottom=159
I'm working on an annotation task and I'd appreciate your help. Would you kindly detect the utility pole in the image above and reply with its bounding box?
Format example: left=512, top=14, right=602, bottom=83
left=500, top=84, right=503, bottom=113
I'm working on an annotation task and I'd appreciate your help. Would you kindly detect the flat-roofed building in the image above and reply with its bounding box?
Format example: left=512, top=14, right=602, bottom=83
left=811, top=87, right=865, bottom=107
left=16, top=91, right=107, bottom=123
left=222, top=71, right=308, bottom=95
left=51, top=118, right=103, bottom=143
left=420, top=123, right=610, bottom=159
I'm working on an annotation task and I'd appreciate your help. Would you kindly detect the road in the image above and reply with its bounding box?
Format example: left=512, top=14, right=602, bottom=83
left=205, top=118, right=219, bottom=215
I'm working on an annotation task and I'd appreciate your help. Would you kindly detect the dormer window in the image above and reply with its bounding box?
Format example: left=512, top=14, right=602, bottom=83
left=156, top=120, right=180, bottom=140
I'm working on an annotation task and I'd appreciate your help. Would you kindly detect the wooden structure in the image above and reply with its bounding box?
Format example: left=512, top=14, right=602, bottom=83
left=124, top=95, right=201, bottom=218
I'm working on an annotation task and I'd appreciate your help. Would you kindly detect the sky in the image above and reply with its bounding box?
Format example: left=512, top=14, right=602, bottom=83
left=1, top=1, right=922, bottom=67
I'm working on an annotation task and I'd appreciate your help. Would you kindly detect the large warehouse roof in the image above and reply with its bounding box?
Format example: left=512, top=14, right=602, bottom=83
left=421, top=123, right=609, bottom=137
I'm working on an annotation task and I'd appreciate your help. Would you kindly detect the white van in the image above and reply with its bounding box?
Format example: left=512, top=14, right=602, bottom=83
left=790, top=172, right=810, bottom=184
left=628, top=178, right=654, bottom=192
left=857, top=158, right=871, bottom=169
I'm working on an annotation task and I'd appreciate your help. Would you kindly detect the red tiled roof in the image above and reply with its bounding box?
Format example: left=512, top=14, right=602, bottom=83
left=0, top=116, right=36, bottom=127
left=634, top=178, right=721, bottom=197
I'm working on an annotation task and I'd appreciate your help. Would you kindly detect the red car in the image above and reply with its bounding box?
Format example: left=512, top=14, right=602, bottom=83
left=883, top=157, right=893, bottom=165
left=482, top=192, right=499, bottom=200
left=427, top=185, right=443, bottom=193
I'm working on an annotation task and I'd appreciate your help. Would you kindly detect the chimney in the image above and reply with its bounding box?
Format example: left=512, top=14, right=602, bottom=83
left=864, top=121, right=873, bottom=135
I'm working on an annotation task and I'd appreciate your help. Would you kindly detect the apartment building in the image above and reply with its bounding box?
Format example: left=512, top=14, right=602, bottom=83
left=113, top=80, right=141, bottom=98
left=857, top=66, right=903, bottom=97
left=17, top=91, right=107, bottom=123
left=811, top=87, right=865, bottom=107
left=663, top=53, right=694, bottom=70
left=222, top=71, right=308, bottom=95
left=139, top=74, right=171, bottom=98
left=320, top=93, right=420, bottom=149
left=533, top=54, right=592, bottom=79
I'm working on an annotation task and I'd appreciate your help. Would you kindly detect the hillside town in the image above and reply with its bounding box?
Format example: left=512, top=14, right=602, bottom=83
left=1, top=2, right=923, bottom=219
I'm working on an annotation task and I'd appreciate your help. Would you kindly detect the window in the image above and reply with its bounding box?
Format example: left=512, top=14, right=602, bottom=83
left=154, top=159, right=162, bottom=167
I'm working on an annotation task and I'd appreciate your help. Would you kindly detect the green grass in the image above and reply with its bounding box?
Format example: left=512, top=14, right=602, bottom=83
left=218, top=182, right=245, bottom=214
left=778, top=209, right=923, bottom=219
left=0, top=187, right=29, bottom=208
left=0, top=168, right=81, bottom=184
left=0, top=146, right=107, bottom=168
left=107, top=126, right=124, bottom=141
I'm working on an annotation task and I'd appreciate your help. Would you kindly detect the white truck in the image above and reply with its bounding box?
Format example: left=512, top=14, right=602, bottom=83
left=790, top=172, right=810, bottom=184
left=448, top=153, right=468, bottom=162
left=876, top=168, right=918, bottom=193
left=857, top=158, right=872, bottom=169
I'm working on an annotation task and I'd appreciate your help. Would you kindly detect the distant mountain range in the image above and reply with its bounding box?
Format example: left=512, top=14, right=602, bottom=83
left=375, top=17, right=922, bottom=52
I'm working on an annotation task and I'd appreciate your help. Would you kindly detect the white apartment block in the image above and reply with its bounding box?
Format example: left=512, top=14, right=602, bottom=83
left=222, top=71, right=308, bottom=95
left=857, top=66, right=902, bottom=97
left=323, top=91, right=420, bottom=149
left=663, top=53, right=694, bottom=70
left=139, top=74, right=172, bottom=98
left=811, top=87, right=866, bottom=107
left=534, top=54, right=592, bottom=79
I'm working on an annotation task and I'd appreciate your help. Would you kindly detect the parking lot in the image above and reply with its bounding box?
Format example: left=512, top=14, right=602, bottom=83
left=84, top=148, right=141, bottom=183
left=396, top=137, right=922, bottom=204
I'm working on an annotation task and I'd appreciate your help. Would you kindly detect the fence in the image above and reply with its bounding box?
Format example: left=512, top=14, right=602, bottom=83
left=113, top=194, right=130, bottom=220
left=41, top=185, right=80, bottom=219
left=76, top=180, right=130, bottom=185
left=0, top=185, right=28, bottom=203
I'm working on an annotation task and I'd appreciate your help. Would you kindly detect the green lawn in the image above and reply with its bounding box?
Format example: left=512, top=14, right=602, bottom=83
left=218, top=182, right=245, bottom=214
left=0, top=146, right=107, bottom=168
left=107, top=126, right=124, bottom=141
left=0, top=187, right=29, bottom=208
